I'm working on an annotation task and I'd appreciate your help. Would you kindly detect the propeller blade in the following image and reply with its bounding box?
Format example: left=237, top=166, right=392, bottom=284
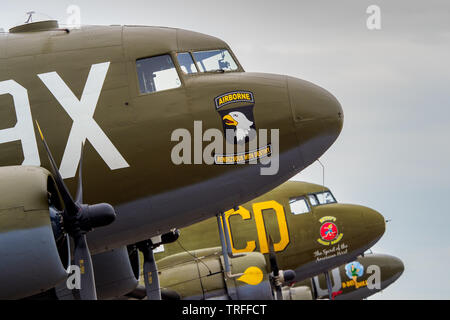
left=35, top=121, right=78, bottom=215
left=141, top=245, right=161, bottom=300
left=268, top=236, right=279, bottom=276
left=324, top=270, right=333, bottom=300
left=75, top=142, right=84, bottom=204
left=36, top=122, right=115, bottom=301
left=65, top=234, right=71, bottom=269
left=73, top=233, right=97, bottom=300
left=274, top=283, right=283, bottom=300
left=268, top=236, right=283, bottom=300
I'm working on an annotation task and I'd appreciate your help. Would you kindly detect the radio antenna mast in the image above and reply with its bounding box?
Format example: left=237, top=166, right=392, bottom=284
left=25, top=11, right=35, bottom=23
left=317, top=158, right=325, bottom=193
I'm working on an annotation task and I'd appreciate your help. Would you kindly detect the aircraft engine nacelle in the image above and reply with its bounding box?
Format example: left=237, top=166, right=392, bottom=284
left=281, top=286, right=313, bottom=300
left=0, top=166, right=67, bottom=299
left=157, top=247, right=274, bottom=300
left=91, top=246, right=139, bottom=299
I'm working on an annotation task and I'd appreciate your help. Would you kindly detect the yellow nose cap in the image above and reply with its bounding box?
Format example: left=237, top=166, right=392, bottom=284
left=237, top=266, right=264, bottom=286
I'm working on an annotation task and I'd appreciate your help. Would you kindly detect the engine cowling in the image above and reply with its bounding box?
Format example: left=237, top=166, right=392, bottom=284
left=0, top=166, right=67, bottom=299
left=54, top=245, right=139, bottom=300
left=157, top=247, right=274, bottom=300
left=281, top=286, right=313, bottom=300
left=92, top=246, right=139, bottom=299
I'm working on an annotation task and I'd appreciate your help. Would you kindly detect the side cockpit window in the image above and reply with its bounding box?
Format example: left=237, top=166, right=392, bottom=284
left=289, top=197, right=310, bottom=215
left=136, top=54, right=181, bottom=94
left=192, top=49, right=238, bottom=72
left=309, top=191, right=337, bottom=206
left=176, top=52, right=198, bottom=74
left=308, top=195, right=318, bottom=206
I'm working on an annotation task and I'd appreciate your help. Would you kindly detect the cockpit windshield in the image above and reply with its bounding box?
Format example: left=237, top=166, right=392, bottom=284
left=176, top=52, right=198, bottom=74
left=176, top=49, right=238, bottom=74
left=309, top=191, right=337, bottom=206
left=192, top=49, right=238, bottom=72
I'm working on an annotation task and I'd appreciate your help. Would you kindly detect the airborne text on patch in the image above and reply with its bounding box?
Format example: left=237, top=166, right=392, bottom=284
left=214, top=90, right=254, bottom=110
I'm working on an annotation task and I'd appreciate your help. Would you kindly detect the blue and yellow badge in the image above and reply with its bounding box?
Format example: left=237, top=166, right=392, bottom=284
left=343, top=261, right=367, bottom=289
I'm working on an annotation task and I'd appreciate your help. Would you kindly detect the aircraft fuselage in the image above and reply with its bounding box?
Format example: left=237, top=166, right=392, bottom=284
left=0, top=25, right=343, bottom=253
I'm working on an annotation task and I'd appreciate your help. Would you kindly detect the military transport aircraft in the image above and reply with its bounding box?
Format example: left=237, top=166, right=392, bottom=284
left=120, top=181, right=389, bottom=300
left=155, top=181, right=385, bottom=298
left=306, top=252, right=404, bottom=300
left=0, top=19, right=343, bottom=300
left=126, top=253, right=404, bottom=300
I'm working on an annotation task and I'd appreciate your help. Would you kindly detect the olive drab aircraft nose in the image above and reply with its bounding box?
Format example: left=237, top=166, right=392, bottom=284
left=287, top=76, right=344, bottom=165
left=389, top=255, right=405, bottom=276
left=345, top=204, right=386, bottom=247
left=361, top=206, right=386, bottom=243
left=314, top=203, right=386, bottom=247
left=383, top=255, right=405, bottom=285
left=330, top=253, right=404, bottom=300
left=310, top=204, right=386, bottom=275
left=306, top=253, right=404, bottom=300
left=358, top=253, right=405, bottom=295
left=277, top=202, right=388, bottom=283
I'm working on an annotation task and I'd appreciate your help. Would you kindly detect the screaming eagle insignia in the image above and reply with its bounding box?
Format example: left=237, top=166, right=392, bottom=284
left=218, top=105, right=257, bottom=144
left=213, top=90, right=272, bottom=165
left=214, top=91, right=257, bottom=145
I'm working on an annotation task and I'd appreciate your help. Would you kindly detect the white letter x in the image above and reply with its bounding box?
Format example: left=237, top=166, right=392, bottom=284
left=38, top=62, right=129, bottom=179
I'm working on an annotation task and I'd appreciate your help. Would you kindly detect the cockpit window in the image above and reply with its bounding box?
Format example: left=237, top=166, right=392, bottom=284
left=136, top=54, right=181, bottom=94
left=176, top=52, right=198, bottom=74
left=309, top=191, right=337, bottom=206
left=289, top=197, right=310, bottom=215
left=308, top=195, right=318, bottom=206
left=192, top=49, right=238, bottom=73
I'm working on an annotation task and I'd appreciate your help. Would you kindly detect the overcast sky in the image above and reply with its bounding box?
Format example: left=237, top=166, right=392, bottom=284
left=2, top=0, right=449, bottom=299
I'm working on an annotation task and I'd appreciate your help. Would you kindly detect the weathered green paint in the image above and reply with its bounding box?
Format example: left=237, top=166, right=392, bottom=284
left=0, top=166, right=52, bottom=233
left=301, top=253, right=404, bottom=300
left=0, top=22, right=343, bottom=254
left=154, top=181, right=387, bottom=299
left=156, top=181, right=385, bottom=273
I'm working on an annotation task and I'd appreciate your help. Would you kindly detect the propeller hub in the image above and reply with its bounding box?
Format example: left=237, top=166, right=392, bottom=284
left=281, top=270, right=296, bottom=283
left=79, top=203, right=116, bottom=231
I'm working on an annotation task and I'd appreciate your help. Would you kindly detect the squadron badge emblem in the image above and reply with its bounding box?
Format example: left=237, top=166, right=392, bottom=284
left=317, top=216, right=344, bottom=246
left=215, top=91, right=256, bottom=145
left=213, top=90, right=272, bottom=165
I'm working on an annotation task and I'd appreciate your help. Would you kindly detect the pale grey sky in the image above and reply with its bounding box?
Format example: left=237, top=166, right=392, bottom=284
left=2, top=0, right=449, bottom=299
